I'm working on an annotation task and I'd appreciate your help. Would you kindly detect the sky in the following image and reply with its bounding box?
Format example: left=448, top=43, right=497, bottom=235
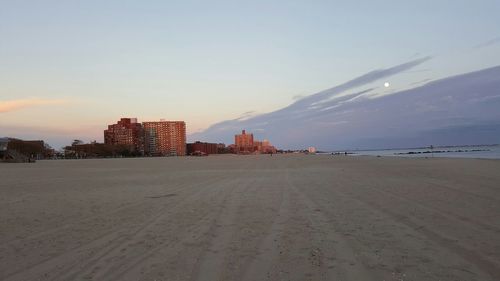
left=1, top=0, right=500, bottom=149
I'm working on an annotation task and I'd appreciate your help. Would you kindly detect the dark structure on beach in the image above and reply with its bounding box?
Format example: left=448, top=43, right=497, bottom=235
left=64, top=142, right=142, bottom=158
left=0, top=138, right=53, bottom=162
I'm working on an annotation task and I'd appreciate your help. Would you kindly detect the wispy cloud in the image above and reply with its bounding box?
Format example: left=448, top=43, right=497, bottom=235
left=410, top=78, right=433, bottom=86
left=403, top=69, right=431, bottom=74
left=473, top=36, right=500, bottom=49
left=285, top=56, right=432, bottom=112
left=292, top=94, right=306, bottom=100
left=0, top=98, right=69, bottom=113
left=196, top=56, right=432, bottom=130
left=235, top=110, right=257, bottom=121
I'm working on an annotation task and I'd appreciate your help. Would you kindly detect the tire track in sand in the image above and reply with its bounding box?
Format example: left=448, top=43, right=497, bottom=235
left=2, top=176, right=226, bottom=281
left=99, top=178, right=245, bottom=281
left=285, top=169, right=379, bottom=281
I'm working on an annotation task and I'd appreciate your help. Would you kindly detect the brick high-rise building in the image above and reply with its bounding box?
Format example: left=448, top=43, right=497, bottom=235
left=104, top=118, right=144, bottom=153
left=235, top=130, right=254, bottom=154
left=143, top=121, right=186, bottom=156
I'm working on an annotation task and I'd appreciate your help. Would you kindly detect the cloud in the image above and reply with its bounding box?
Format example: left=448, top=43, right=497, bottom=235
left=192, top=61, right=500, bottom=150
left=286, top=56, right=432, bottom=111
left=292, top=94, right=306, bottom=100
left=0, top=98, right=68, bottom=113
left=191, top=56, right=432, bottom=142
left=473, top=36, right=500, bottom=49
left=235, top=110, right=257, bottom=121
left=409, top=52, right=422, bottom=58
left=410, top=78, right=433, bottom=86
left=403, top=69, right=432, bottom=74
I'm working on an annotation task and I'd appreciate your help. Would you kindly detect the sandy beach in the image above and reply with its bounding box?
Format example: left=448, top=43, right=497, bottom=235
left=1, top=155, right=499, bottom=281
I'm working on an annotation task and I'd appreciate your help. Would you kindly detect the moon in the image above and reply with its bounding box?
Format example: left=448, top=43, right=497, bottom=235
left=384, top=82, right=390, bottom=88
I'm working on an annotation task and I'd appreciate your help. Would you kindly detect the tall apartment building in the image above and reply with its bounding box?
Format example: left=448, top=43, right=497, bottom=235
left=143, top=121, right=186, bottom=156
left=235, top=130, right=254, bottom=153
left=104, top=118, right=143, bottom=153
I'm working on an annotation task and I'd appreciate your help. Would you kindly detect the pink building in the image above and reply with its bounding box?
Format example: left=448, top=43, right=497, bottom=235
left=234, top=130, right=254, bottom=154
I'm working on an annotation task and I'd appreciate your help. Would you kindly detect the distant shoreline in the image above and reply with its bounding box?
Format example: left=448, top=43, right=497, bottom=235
left=332, top=143, right=500, bottom=153
left=327, top=144, right=500, bottom=160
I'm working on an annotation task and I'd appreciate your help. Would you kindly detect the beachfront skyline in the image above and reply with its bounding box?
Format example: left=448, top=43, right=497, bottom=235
left=1, top=1, right=500, bottom=149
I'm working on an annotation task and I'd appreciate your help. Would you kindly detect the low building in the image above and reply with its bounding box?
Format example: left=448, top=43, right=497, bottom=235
left=254, top=139, right=277, bottom=154
left=65, top=142, right=140, bottom=158
left=1, top=138, right=50, bottom=162
left=7, top=139, right=46, bottom=159
left=187, top=141, right=218, bottom=155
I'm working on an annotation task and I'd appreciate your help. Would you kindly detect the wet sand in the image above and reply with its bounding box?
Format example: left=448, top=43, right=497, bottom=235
left=1, top=155, right=500, bottom=281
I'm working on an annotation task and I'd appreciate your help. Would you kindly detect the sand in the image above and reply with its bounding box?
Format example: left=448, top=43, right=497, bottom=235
left=1, top=155, right=499, bottom=281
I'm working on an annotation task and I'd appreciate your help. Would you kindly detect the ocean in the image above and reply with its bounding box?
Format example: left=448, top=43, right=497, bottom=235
left=338, top=145, right=500, bottom=159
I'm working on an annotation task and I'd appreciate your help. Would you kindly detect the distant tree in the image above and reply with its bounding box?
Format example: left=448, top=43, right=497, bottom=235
left=43, top=143, right=55, bottom=158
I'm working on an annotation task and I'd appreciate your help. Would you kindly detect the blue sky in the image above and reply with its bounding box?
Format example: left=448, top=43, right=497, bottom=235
left=1, top=1, right=499, bottom=148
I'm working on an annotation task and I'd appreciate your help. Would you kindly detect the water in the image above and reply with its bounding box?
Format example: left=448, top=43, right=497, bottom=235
left=343, top=145, right=500, bottom=159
